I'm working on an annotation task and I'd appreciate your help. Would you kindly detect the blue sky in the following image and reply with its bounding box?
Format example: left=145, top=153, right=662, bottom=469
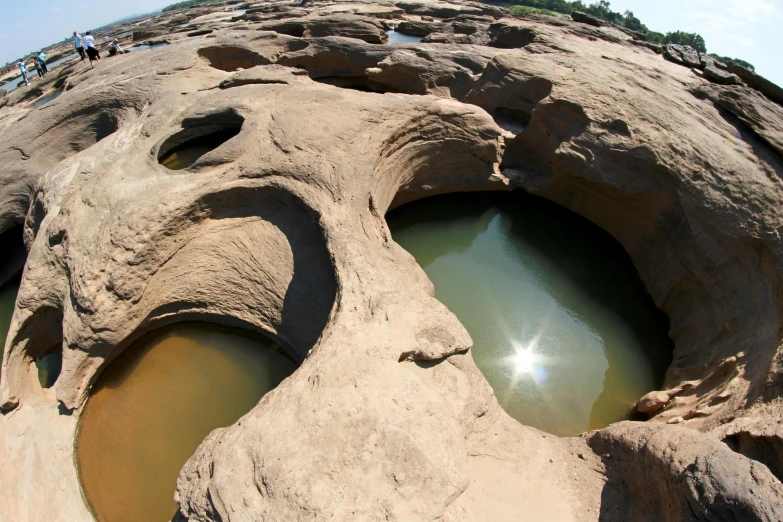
left=0, top=0, right=172, bottom=65
left=0, top=0, right=781, bottom=85
left=607, top=0, right=782, bottom=86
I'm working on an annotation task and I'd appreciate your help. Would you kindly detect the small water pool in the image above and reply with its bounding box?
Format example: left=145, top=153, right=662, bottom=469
left=159, top=127, right=241, bottom=170
left=32, top=89, right=64, bottom=108
left=387, top=191, right=672, bottom=437
left=126, top=42, right=169, bottom=52
left=385, top=29, right=423, bottom=44
left=76, top=323, right=297, bottom=522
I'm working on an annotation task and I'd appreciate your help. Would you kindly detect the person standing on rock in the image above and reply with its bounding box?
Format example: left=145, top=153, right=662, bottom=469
left=36, top=51, right=48, bottom=76
left=33, top=58, right=44, bottom=78
left=73, top=31, right=86, bottom=61
left=17, top=59, right=29, bottom=87
left=82, top=32, right=101, bottom=66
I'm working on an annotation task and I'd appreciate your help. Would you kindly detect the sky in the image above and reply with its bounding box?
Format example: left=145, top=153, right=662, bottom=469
left=596, top=0, right=783, bottom=86
left=0, top=0, right=173, bottom=65
left=0, top=0, right=781, bottom=85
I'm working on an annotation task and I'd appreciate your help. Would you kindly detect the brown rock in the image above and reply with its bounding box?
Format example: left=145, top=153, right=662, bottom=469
left=396, top=20, right=445, bottom=37
left=637, top=390, right=670, bottom=413
left=589, top=423, right=783, bottom=521
left=1, top=2, right=783, bottom=521
left=132, top=29, right=165, bottom=41
left=727, top=63, right=783, bottom=107
left=703, top=64, right=741, bottom=85
left=664, top=43, right=702, bottom=68
left=488, top=22, right=536, bottom=48
left=571, top=10, right=604, bottom=27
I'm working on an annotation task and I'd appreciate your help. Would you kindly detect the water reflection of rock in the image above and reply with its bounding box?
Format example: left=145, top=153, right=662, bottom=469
left=387, top=191, right=672, bottom=436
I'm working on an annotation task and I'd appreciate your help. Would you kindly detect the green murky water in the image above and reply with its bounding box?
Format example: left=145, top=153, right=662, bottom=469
left=33, top=89, right=63, bottom=108
left=36, top=352, right=61, bottom=388
left=1, top=277, right=61, bottom=388
left=76, top=323, right=297, bottom=522
left=387, top=191, right=672, bottom=436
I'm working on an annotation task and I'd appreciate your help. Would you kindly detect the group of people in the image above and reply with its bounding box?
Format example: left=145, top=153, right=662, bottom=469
left=15, top=31, right=127, bottom=89
left=74, top=31, right=127, bottom=65
left=16, top=51, right=49, bottom=87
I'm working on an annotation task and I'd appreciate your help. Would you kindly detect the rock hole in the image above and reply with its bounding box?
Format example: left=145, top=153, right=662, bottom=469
left=0, top=272, right=22, bottom=354
left=722, top=432, right=783, bottom=483
left=95, top=113, right=119, bottom=143
left=187, top=29, right=213, bottom=37
left=386, top=191, right=673, bottom=437
left=270, top=23, right=306, bottom=38
left=493, top=106, right=532, bottom=134
left=2, top=304, right=65, bottom=404
left=157, top=110, right=244, bottom=170
left=385, top=29, right=423, bottom=45
left=0, top=225, right=26, bottom=289
left=314, top=76, right=401, bottom=94
left=76, top=323, right=298, bottom=522
left=197, top=45, right=271, bottom=72
left=286, top=40, right=310, bottom=52
left=35, top=348, right=62, bottom=389
left=32, top=89, right=64, bottom=109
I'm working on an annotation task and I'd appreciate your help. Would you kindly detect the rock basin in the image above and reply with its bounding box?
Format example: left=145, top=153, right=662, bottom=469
left=385, top=29, right=423, bottom=44
left=76, top=323, right=296, bottom=522
left=387, top=191, right=673, bottom=436
left=0, top=0, right=782, bottom=520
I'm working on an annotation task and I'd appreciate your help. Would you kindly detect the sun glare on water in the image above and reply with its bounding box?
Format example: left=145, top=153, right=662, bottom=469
left=513, top=346, right=537, bottom=374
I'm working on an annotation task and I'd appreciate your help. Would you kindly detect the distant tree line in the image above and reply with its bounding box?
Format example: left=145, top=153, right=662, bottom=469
left=500, top=0, right=753, bottom=69
left=162, top=0, right=224, bottom=12
left=114, top=0, right=759, bottom=73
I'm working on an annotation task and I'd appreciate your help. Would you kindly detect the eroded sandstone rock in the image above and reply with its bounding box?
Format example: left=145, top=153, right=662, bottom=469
left=1, top=1, right=782, bottom=521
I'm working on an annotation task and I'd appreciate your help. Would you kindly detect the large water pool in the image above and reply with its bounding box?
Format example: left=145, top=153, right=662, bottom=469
left=76, top=323, right=297, bottom=522
left=387, top=191, right=672, bottom=436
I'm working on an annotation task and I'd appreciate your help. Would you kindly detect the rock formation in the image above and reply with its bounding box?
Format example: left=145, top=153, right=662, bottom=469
left=1, top=1, right=782, bottom=520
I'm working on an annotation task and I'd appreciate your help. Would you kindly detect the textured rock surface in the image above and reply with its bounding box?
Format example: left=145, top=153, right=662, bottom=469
left=1, top=1, right=782, bottom=521
left=703, top=64, right=740, bottom=85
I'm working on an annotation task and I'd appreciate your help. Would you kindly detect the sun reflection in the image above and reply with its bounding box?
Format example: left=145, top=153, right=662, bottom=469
left=512, top=346, right=536, bottom=374
left=503, top=335, right=550, bottom=388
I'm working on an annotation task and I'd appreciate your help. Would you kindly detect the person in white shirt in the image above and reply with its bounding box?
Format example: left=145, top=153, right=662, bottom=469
left=82, top=31, right=101, bottom=66
left=73, top=31, right=86, bottom=61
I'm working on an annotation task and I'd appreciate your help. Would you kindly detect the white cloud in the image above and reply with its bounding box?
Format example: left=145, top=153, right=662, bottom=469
left=52, top=5, right=61, bottom=11
left=0, top=33, right=6, bottom=41
left=685, top=0, right=781, bottom=48
left=725, top=34, right=757, bottom=47
left=688, top=0, right=781, bottom=29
